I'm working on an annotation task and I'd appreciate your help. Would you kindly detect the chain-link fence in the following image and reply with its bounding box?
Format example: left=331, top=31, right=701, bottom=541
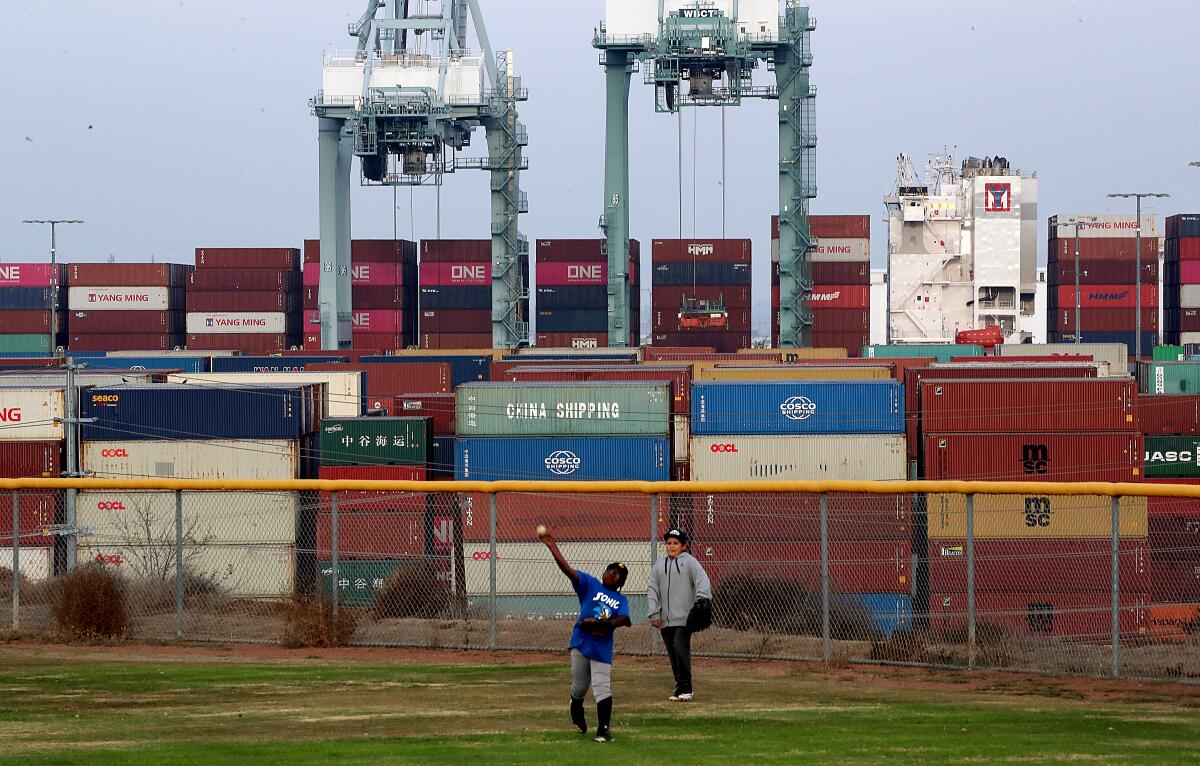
left=3, top=482, right=1199, bottom=681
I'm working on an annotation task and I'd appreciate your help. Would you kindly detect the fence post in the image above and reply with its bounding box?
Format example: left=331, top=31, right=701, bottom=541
left=1111, top=495, right=1120, bottom=678
left=966, top=493, right=975, bottom=669
left=11, top=490, right=19, bottom=632
left=819, top=492, right=830, bottom=663
left=331, top=491, right=340, bottom=618
left=650, top=493, right=660, bottom=655
left=174, top=490, right=183, bottom=640
left=488, top=493, right=498, bottom=651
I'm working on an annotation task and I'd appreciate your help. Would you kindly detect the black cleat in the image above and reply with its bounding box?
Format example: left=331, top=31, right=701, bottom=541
left=594, top=726, right=612, bottom=743
left=570, top=698, right=587, bottom=734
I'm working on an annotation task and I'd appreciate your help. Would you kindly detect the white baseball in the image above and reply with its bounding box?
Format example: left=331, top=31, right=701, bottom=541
left=536, top=525, right=548, bottom=537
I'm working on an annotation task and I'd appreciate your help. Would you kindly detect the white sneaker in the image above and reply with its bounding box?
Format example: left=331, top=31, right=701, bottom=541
left=669, top=692, right=693, bottom=702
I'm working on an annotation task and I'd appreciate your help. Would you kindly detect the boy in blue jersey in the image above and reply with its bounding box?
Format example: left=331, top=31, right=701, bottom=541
left=538, top=526, right=631, bottom=743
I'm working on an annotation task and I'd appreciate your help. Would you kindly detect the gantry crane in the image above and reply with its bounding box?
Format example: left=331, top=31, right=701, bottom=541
left=595, top=0, right=817, bottom=348
left=311, top=0, right=529, bottom=349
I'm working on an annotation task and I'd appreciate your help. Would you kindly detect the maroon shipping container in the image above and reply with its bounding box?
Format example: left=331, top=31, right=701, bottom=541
left=461, top=492, right=662, bottom=543
left=0, top=310, right=56, bottom=333
left=420, top=332, right=494, bottom=350
left=651, top=285, right=751, bottom=310
left=672, top=461, right=690, bottom=481
left=186, top=333, right=292, bottom=353
left=70, top=333, right=180, bottom=351
left=0, top=442, right=62, bottom=478
left=1138, top=394, right=1200, bottom=435
left=351, top=286, right=414, bottom=309
left=1149, top=560, right=1200, bottom=603
left=810, top=331, right=870, bottom=356
left=505, top=364, right=692, bottom=415
left=195, top=248, right=300, bottom=271
left=920, top=378, right=1137, bottom=434
left=535, top=332, right=640, bottom=348
left=809, top=214, right=872, bottom=240
left=643, top=351, right=773, bottom=362
left=351, top=333, right=410, bottom=351
left=69, top=310, right=183, bottom=334
left=420, top=309, right=491, bottom=332
left=809, top=285, right=870, bottom=309
left=652, top=332, right=750, bottom=353
left=1048, top=238, right=1158, bottom=262
left=1175, top=310, right=1200, bottom=333
left=303, top=239, right=418, bottom=265
left=419, top=239, right=491, bottom=263
left=652, top=307, right=750, bottom=333
left=921, top=432, right=1144, bottom=482
left=68, top=263, right=190, bottom=287
left=812, top=308, right=871, bottom=332
left=394, top=393, right=457, bottom=434
left=1052, top=285, right=1159, bottom=310
left=0, top=358, right=60, bottom=369
left=696, top=540, right=911, bottom=594
left=681, top=492, right=909, bottom=541
left=316, top=512, right=424, bottom=559
left=1175, top=238, right=1200, bottom=261
left=811, top=261, right=871, bottom=285
left=307, top=362, right=452, bottom=396
left=1049, top=260, right=1158, bottom=286
left=187, top=291, right=299, bottom=312
left=952, top=355, right=1094, bottom=364
left=317, top=467, right=427, bottom=508
left=188, top=269, right=301, bottom=292
left=0, top=492, right=60, bottom=548
left=928, top=539, right=1149, bottom=594
left=930, top=591, right=1150, bottom=640
left=1051, top=309, right=1158, bottom=333
left=536, top=238, right=641, bottom=264
left=651, top=239, right=751, bottom=263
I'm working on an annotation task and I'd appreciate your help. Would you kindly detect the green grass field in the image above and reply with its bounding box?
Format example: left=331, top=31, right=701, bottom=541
left=1, top=644, right=1199, bottom=765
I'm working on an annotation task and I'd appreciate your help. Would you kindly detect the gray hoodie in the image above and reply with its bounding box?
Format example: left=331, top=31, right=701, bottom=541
left=647, top=551, right=712, bottom=628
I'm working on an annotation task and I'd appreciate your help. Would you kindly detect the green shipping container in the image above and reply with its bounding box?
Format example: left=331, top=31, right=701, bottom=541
left=319, top=417, right=431, bottom=466
left=319, top=560, right=424, bottom=607
left=1144, top=436, right=1200, bottom=478
left=1153, top=345, right=1186, bottom=362
left=861, top=344, right=984, bottom=362
left=0, top=334, right=53, bottom=353
left=456, top=381, right=670, bottom=436
left=1141, top=362, right=1200, bottom=394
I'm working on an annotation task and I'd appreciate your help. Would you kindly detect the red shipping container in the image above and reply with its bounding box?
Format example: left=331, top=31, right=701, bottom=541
left=195, top=248, right=300, bottom=271
left=1176, top=310, right=1200, bottom=333
left=535, top=239, right=641, bottom=264
left=351, top=333, right=409, bottom=351
left=349, top=286, right=415, bottom=309
left=1176, top=239, right=1200, bottom=261
left=652, top=285, right=751, bottom=310
left=68, top=263, right=189, bottom=287
left=651, top=239, right=751, bottom=263
left=187, top=291, right=299, bottom=313
left=420, top=332, right=494, bottom=350
left=1049, top=260, right=1158, bottom=286
left=0, top=492, right=60, bottom=548
left=71, top=333, right=180, bottom=351
left=1054, top=284, right=1159, bottom=309
left=643, top=351, right=773, bottom=362
left=0, top=310, right=56, bottom=333
left=304, top=310, right=407, bottom=335
left=1149, top=560, right=1200, bottom=603
left=928, top=539, right=1149, bottom=594
left=394, top=393, right=457, bottom=434
left=920, top=378, right=1137, bottom=434
left=186, top=333, right=292, bottom=353
left=681, top=492, right=909, bottom=541
left=317, top=466, right=427, bottom=508
left=418, top=239, right=490, bottom=263
left=652, top=307, right=750, bottom=333
left=69, top=310, right=183, bottom=334
left=0, top=441, right=62, bottom=478
left=308, top=362, right=452, bottom=396
left=188, top=269, right=300, bottom=292
left=954, top=355, right=1094, bottom=364
left=460, top=492, right=661, bottom=543
left=810, top=331, right=870, bottom=356
left=1052, top=309, right=1157, bottom=333
left=652, top=332, right=750, bottom=353
left=930, top=591, right=1150, bottom=640
left=316, top=511, right=425, bottom=559
left=1138, top=395, right=1200, bottom=435
left=809, top=285, right=870, bottom=309
left=1048, top=238, right=1158, bottom=261
left=696, top=540, right=911, bottom=594
left=534, top=332, right=640, bottom=348
left=506, top=364, right=692, bottom=415
left=811, top=262, right=871, bottom=285
left=0, top=359, right=59, bottom=369
left=672, top=461, right=690, bottom=481
left=317, top=465, right=426, bottom=482
left=921, top=432, right=1144, bottom=482
left=1177, top=261, right=1200, bottom=284
left=812, top=308, right=870, bottom=332
left=0, top=263, right=65, bottom=288
left=419, top=261, right=490, bottom=287
left=303, top=239, right=418, bottom=265
left=421, top=309, right=491, bottom=332
left=536, top=262, right=608, bottom=286
left=810, top=214, right=871, bottom=239
left=302, top=261, right=410, bottom=287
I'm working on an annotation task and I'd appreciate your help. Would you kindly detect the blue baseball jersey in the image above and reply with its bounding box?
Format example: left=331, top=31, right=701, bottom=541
left=569, top=571, right=629, bottom=664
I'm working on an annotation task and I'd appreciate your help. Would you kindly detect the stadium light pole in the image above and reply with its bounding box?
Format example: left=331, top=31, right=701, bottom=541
left=1190, top=161, right=1200, bottom=167
left=1106, top=194, right=1168, bottom=360
left=1055, top=216, right=1099, bottom=344
left=21, top=219, right=84, bottom=353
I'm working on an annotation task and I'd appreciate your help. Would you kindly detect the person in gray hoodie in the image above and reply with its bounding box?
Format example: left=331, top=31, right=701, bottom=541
left=647, top=528, right=712, bottom=701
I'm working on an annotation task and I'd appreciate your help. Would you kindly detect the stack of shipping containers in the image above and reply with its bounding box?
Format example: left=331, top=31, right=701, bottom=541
left=688, top=379, right=910, bottom=636
left=1164, top=214, right=1200, bottom=346
left=535, top=239, right=640, bottom=348
left=303, top=240, right=417, bottom=351
left=919, top=378, right=1149, bottom=638
left=68, top=263, right=190, bottom=351
left=771, top=215, right=871, bottom=353
left=77, top=384, right=324, bottom=598
left=187, top=247, right=302, bottom=353
left=651, top=239, right=750, bottom=352
left=1047, top=214, right=1158, bottom=351
left=0, top=386, right=65, bottom=582
left=0, top=264, right=64, bottom=353
left=420, top=240, right=526, bottom=350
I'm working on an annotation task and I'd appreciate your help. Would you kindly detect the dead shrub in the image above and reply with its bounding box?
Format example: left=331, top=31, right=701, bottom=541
left=0, top=567, right=23, bottom=599
left=126, top=571, right=229, bottom=613
left=51, top=564, right=129, bottom=640
left=870, top=628, right=931, bottom=664
left=374, top=565, right=448, bottom=619
left=712, top=574, right=881, bottom=640
left=281, top=598, right=358, bottom=648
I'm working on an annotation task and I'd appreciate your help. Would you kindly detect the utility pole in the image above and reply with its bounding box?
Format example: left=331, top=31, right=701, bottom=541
left=1056, top=216, right=1098, bottom=343
left=58, top=361, right=97, bottom=573
left=21, top=219, right=83, bottom=353
left=1107, top=193, right=1169, bottom=360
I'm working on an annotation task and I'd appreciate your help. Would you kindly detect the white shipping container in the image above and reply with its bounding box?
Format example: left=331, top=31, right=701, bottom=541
left=1050, top=214, right=1159, bottom=240
left=78, top=490, right=301, bottom=545
left=82, top=440, right=302, bottom=480
left=997, top=343, right=1129, bottom=376
left=673, top=414, right=689, bottom=461
left=80, top=543, right=295, bottom=599
left=186, top=313, right=289, bottom=334
left=809, top=238, right=870, bottom=263
left=67, top=286, right=174, bottom=311
left=0, top=387, right=65, bottom=441
left=166, top=372, right=362, bottom=418
left=1179, top=285, right=1200, bottom=309
left=463, top=542, right=657, bottom=597
left=1183, top=332, right=1200, bottom=346
left=690, top=435, right=907, bottom=481
left=0, top=373, right=155, bottom=387
left=0, top=547, right=53, bottom=581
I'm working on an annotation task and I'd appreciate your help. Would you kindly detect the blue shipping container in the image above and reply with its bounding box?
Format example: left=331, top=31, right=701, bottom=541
left=536, top=310, right=608, bottom=333
left=429, top=435, right=456, bottom=478
left=835, top=594, right=912, bottom=638
left=861, top=344, right=983, bottom=362
left=212, top=356, right=349, bottom=373
left=0, top=288, right=57, bottom=311
left=456, top=436, right=669, bottom=481
left=360, top=355, right=490, bottom=387
left=81, top=356, right=209, bottom=373
left=691, top=380, right=904, bottom=435
left=81, top=384, right=317, bottom=441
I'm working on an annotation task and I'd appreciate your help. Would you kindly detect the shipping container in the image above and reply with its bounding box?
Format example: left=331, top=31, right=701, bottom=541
left=930, top=591, right=1150, bottom=640
left=1049, top=214, right=1159, bottom=239
left=919, top=378, right=1137, bottom=433
left=863, top=344, right=984, bottom=362
left=420, top=309, right=491, bottom=331
left=394, top=393, right=457, bottom=434
left=318, top=417, right=431, bottom=466
left=1138, top=394, right=1200, bottom=435
left=684, top=492, right=909, bottom=541
left=82, top=439, right=310, bottom=480
left=925, top=494, right=1147, bottom=539
left=0, top=441, right=61, bottom=478
left=1144, top=436, right=1200, bottom=478
left=68, top=263, right=189, bottom=287
left=696, top=365, right=890, bottom=382
left=187, top=333, right=295, bottom=353
left=1141, top=361, right=1200, bottom=394
left=652, top=306, right=750, bottom=333
left=1167, top=214, right=1200, bottom=239
left=0, top=371, right=157, bottom=387
left=80, top=355, right=208, bottom=373
left=307, top=362, right=452, bottom=397
left=166, top=371, right=362, bottom=418
left=69, top=333, right=182, bottom=352
left=209, top=356, right=343, bottom=373
left=188, top=291, right=299, bottom=313
left=1047, top=237, right=1158, bottom=260
left=305, top=239, right=418, bottom=265
left=189, top=269, right=301, bottom=292
left=418, top=286, right=492, bottom=309
left=419, top=239, right=492, bottom=263
left=361, top=354, right=489, bottom=387
left=812, top=308, right=871, bottom=332
left=928, top=538, right=1148, bottom=594
left=536, top=238, right=640, bottom=264
left=0, top=288, right=58, bottom=311
left=652, top=332, right=751, bottom=353
left=67, top=286, right=182, bottom=311
left=0, top=492, right=59, bottom=547
left=536, top=285, right=608, bottom=309
left=186, top=312, right=292, bottom=335
left=1051, top=309, right=1158, bottom=334
left=301, top=261, right=410, bottom=287
left=999, top=343, right=1129, bottom=373
left=696, top=540, right=911, bottom=595
left=1052, top=285, right=1158, bottom=310
left=459, top=492, right=663, bottom=543
left=0, top=546, right=52, bottom=581
left=456, top=381, right=670, bottom=436
left=316, top=465, right=427, bottom=506
left=652, top=262, right=750, bottom=286
left=1148, top=562, right=1200, bottom=604
left=316, top=509, right=425, bottom=559
left=429, top=435, right=455, bottom=477
left=1049, top=260, right=1158, bottom=285
left=81, top=543, right=298, bottom=599
left=0, top=310, right=56, bottom=334
left=81, top=384, right=319, bottom=441
left=652, top=239, right=751, bottom=263
left=691, top=380, right=902, bottom=435
left=419, top=261, right=491, bottom=287
left=536, top=309, right=608, bottom=333
left=0, top=388, right=65, bottom=441
left=68, top=310, right=183, bottom=334
left=536, top=262, right=610, bottom=286
left=456, top=436, right=669, bottom=481
left=351, top=333, right=413, bottom=352
left=1147, top=602, right=1200, bottom=641
left=807, top=238, right=870, bottom=263
left=651, top=284, right=750, bottom=310
left=504, top=364, right=691, bottom=415
left=304, top=309, right=409, bottom=335
left=535, top=332, right=640, bottom=349
left=1047, top=330, right=1155, bottom=351
left=921, top=432, right=1144, bottom=482
left=77, top=490, right=304, bottom=545
left=808, top=214, right=871, bottom=239
left=0, top=263, right=64, bottom=288
left=194, top=248, right=300, bottom=271
left=690, top=435, right=906, bottom=481
left=461, top=541, right=653, bottom=596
